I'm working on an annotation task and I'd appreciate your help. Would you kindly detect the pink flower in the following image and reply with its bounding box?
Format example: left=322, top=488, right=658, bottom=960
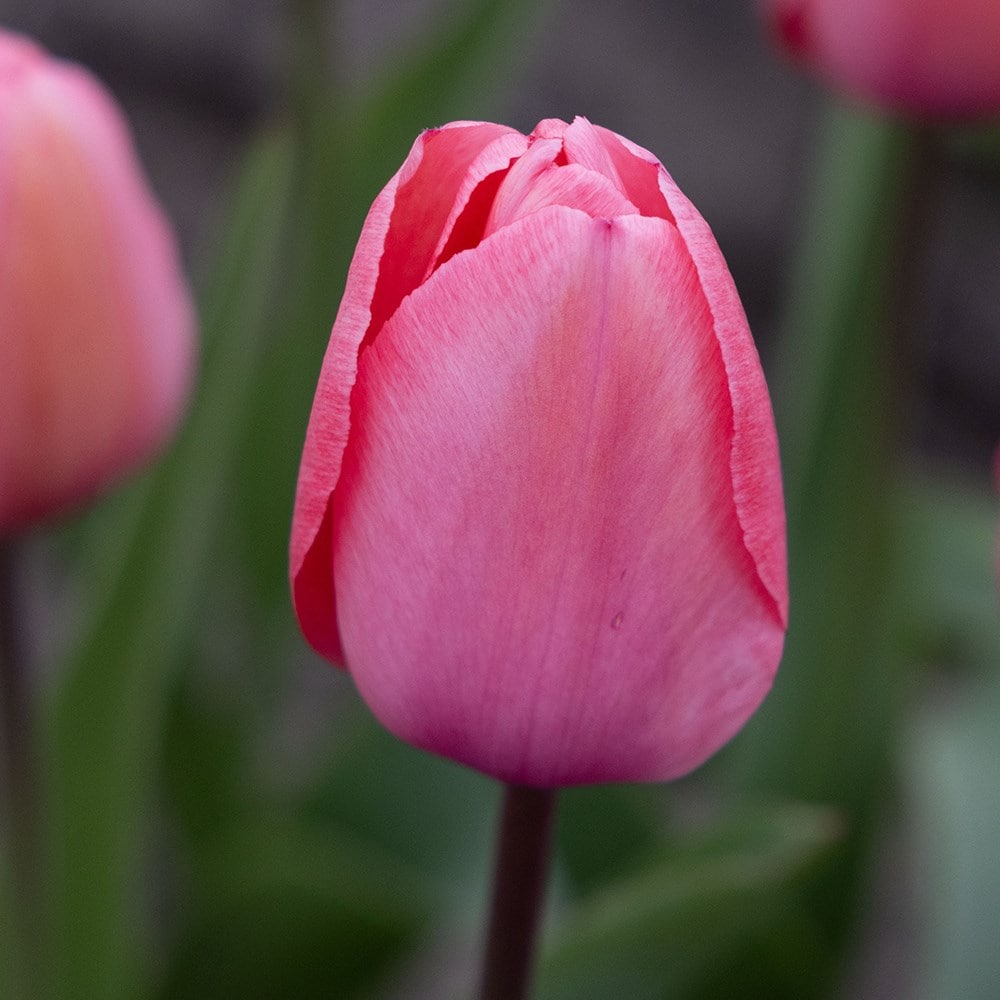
left=760, top=0, right=1000, bottom=119
left=290, top=117, right=787, bottom=787
left=0, top=31, right=195, bottom=533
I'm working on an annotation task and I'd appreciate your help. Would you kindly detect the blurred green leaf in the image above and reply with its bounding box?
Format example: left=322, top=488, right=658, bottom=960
left=722, top=102, right=921, bottom=946
left=159, top=817, right=432, bottom=1000
left=555, top=784, right=665, bottom=896
left=908, top=674, right=1000, bottom=1000
left=44, top=129, right=296, bottom=1000
left=896, top=470, right=1000, bottom=669
left=161, top=664, right=249, bottom=846
left=945, top=123, right=1000, bottom=171
left=306, top=706, right=499, bottom=890
left=349, top=0, right=553, bottom=183
left=537, top=804, right=841, bottom=1000
left=234, top=0, right=554, bottom=613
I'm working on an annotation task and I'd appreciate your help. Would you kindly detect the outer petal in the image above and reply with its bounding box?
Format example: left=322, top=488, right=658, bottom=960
left=654, top=165, right=788, bottom=629
left=594, top=126, right=787, bottom=628
left=332, top=206, right=785, bottom=786
left=290, top=120, right=520, bottom=662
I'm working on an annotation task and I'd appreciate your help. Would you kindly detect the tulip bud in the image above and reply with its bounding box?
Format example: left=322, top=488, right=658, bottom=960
left=291, top=117, right=787, bottom=787
left=759, top=0, right=1000, bottom=119
left=0, top=30, right=195, bottom=533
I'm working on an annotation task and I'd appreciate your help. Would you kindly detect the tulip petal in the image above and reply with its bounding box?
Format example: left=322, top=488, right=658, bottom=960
left=332, top=206, right=785, bottom=786
left=290, top=121, right=517, bottom=662
left=427, top=130, right=527, bottom=271
left=594, top=125, right=674, bottom=222
left=654, top=165, right=789, bottom=628
left=595, top=127, right=787, bottom=627
left=365, top=122, right=523, bottom=348
left=486, top=137, right=637, bottom=235
left=560, top=116, right=624, bottom=187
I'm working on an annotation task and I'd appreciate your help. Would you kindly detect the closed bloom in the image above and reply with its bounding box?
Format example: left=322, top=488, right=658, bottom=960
left=760, top=0, right=1000, bottom=119
left=291, top=117, right=787, bottom=787
left=0, top=31, right=195, bottom=533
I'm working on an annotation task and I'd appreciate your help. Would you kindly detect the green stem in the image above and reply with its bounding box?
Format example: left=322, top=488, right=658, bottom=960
left=480, top=784, right=557, bottom=1000
left=0, top=542, right=45, bottom=999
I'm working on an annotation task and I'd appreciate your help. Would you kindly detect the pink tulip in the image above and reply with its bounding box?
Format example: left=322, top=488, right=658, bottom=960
left=760, top=0, right=1000, bottom=119
left=290, top=117, right=787, bottom=787
left=0, top=31, right=195, bottom=533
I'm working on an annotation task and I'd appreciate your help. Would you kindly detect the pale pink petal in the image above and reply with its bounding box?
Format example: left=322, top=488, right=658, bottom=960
left=560, top=116, right=624, bottom=188
left=289, top=152, right=411, bottom=663
left=483, top=138, right=562, bottom=233
left=486, top=137, right=637, bottom=236
left=290, top=121, right=518, bottom=661
left=332, top=206, right=784, bottom=786
left=530, top=118, right=569, bottom=141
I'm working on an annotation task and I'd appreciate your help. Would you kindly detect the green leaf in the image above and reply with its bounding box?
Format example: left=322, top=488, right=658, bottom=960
left=233, top=0, right=555, bottom=614
left=537, top=804, right=841, bottom=1000
left=160, top=663, right=250, bottom=847
left=44, top=129, right=296, bottom=1000
left=896, top=470, right=1000, bottom=669
left=908, top=674, right=1000, bottom=1000
left=348, top=0, right=554, bottom=184
left=306, top=706, right=499, bottom=890
left=159, top=817, right=432, bottom=1000
left=555, top=784, right=665, bottom=896
left=721, top=101, right=922, bottom=942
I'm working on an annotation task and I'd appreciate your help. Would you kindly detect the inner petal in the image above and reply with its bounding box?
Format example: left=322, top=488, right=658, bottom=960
left=426, top=130, right=527, bottom=273
left=486, top=139, right=637, bottom=236
left=364, top=123, right=519, bottom=350
left=561, top=116, right=625, bottom=188
left=595, top=126, right=675, bottom=222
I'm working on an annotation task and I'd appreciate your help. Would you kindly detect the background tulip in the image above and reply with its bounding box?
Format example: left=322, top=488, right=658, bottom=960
left=0, top=30, right=195, bottom=533
left=759, top=0, right=1000, bottom=118
left=291, top=116, right=787, bottom=788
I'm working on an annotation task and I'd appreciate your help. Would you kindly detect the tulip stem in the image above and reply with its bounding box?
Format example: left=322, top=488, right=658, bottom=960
left=480, top=784, right=557, bottom=1000
left=0, top=542, right=45, bottom=999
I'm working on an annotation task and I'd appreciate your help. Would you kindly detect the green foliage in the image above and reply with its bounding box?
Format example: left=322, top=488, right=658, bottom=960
left=305, top=708, right=499, bottom=886
left=723, top=104, right=921, bottom=962
left=44, top=130, right=297, bottom=1000
left=158, top=818, right=431, bottom=1000
left=538, top=805, right=841, bottom=1000
left=909, top=674, right=1000, bottom=1000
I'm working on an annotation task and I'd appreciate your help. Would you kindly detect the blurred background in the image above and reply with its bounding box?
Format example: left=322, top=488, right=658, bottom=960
left=1, top=1, right=998, bottom=998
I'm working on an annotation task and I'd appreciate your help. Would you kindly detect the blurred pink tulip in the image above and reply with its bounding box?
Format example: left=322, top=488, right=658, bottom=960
left=0, top=31, right=195, bottom=533
left=759, top=0, right=1000, bottom=118
left=290, top=117, right=787, bottom=786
